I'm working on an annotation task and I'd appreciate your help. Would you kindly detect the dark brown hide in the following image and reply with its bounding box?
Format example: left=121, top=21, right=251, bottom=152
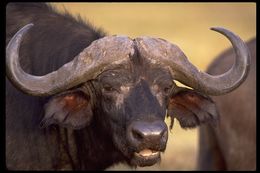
left=5, top=3, right=111, bottom=170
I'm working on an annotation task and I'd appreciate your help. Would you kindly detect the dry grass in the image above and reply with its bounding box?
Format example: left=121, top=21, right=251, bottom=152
left=50, top=3, right=256, bottom=170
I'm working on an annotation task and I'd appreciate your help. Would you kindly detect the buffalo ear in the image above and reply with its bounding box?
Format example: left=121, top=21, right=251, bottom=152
left=167, top=88, right=219, bottom=129
left=40, top=90, right=93, bottom=129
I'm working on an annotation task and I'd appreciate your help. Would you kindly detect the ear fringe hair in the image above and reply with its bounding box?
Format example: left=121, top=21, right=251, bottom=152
left=166, top=114, right=174, bottom=131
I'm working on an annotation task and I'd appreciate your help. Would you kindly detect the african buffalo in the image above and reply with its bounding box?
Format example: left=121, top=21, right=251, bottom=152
left=6, top=3, right=251, bottom=170
left=198, top=38, right=256, bottom=170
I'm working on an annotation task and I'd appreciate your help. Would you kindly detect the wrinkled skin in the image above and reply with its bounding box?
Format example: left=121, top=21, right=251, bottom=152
left=198, top=38, right=256, bottom=170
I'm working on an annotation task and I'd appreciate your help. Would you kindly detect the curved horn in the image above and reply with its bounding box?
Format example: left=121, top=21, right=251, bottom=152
left=135, top=27, right=250, bottom=96
left=6, top=24, right=135, bottom=96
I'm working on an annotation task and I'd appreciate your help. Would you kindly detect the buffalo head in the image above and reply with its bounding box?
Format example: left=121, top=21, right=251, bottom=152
left=6, top=24, right=250, bottom=167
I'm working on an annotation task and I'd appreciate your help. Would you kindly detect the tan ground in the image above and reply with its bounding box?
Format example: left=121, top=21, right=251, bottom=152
left=51, top=3, right=256, bottom=170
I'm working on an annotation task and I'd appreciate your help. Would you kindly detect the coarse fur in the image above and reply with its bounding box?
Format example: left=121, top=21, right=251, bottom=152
left=6, top=3, right=118, bottom=170
left=6, top=3, right=168, bottom=170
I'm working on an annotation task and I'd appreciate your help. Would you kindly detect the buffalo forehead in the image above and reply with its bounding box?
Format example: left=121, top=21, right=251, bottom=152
left=134, top=36, right=187, bottom=64
left=78, top=35, right=185, bottom=67
left=78, top=35, right=135, bottom=66
left=77, top=36, right=177, bottom=81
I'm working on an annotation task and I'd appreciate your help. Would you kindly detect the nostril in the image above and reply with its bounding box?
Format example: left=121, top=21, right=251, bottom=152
left=132, top=129, right=144, bottom=141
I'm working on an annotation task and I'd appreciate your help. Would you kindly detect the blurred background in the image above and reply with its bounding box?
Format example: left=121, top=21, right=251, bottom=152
left=50, top=3, right=256, bottom=170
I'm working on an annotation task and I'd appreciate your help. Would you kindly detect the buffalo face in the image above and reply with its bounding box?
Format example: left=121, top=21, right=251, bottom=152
left=97, top=65, right=174, bottom=166
left=6, top=24, right=250, bottom=168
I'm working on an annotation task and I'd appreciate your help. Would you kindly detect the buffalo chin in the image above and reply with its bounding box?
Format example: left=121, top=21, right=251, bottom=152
left=131, top=152, right=161, bottom=167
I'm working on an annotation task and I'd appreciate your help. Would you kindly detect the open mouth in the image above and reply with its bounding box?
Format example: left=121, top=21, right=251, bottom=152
left=133, top=148, right=161, bottom=167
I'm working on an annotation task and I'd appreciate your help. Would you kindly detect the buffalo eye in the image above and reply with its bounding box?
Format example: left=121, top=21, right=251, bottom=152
left=103, top=84, right=118, bottom=93
left=162, top=83, right=174, bottom=95
left=163, top=86, right=172, bottom=94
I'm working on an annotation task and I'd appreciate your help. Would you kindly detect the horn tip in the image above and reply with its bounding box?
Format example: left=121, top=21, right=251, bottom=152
left=18, top=23, right=34, bottom=33
left=28, top=23, right=34, bottom=26
left=210, top=27, right=233, bottom=36
left=24, top=23, right=34, bottom=29
left=210, top=27, right=225, bottom=32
